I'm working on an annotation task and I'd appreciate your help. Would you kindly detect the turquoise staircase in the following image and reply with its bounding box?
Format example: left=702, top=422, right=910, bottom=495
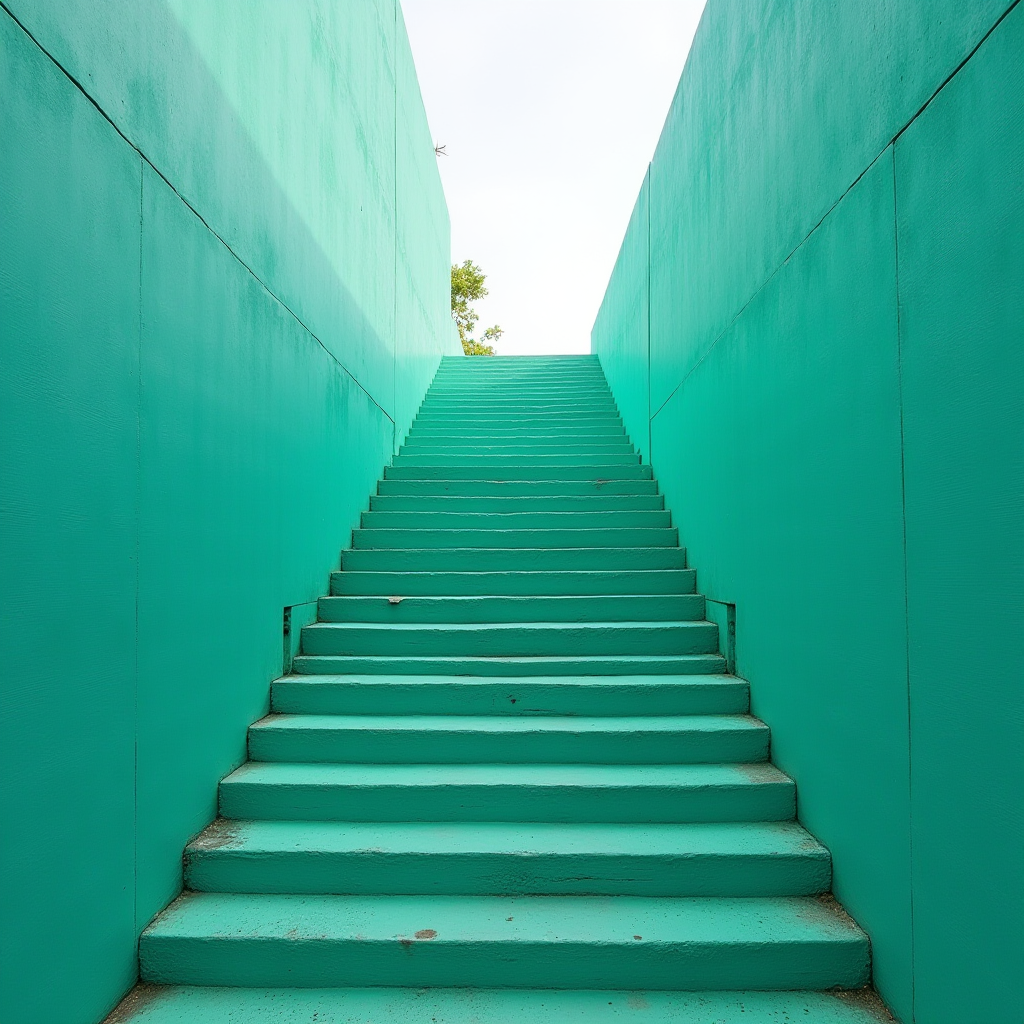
left=126, top=356, right=889, bottom=1023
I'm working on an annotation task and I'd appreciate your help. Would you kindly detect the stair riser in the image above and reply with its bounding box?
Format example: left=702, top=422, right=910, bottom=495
left=422, top=390, right=614, bottom=399
left=219, top=779, right=794, bottom=824
left=141, top=937, right=866, bottom=990
left=376, top=479, right=658, bottom=496
left=420, top=406, right=617, bottom=415
left=400, top=445, right=637, bottom=457
left=404, top=437, right=630, bottom=448
left=412, top=417, right=624, bottom=430
left=340, top=549, right=687, bottom=571
left=291, top=655, right=727, bottom=676
left=368, top=495, right=665, bottom=511
left=384, top=465, right=653, bottom=481
left=329, top=569, right=695, bottom=597
left=271, top=676, right=748, bottom=717
left=247, top=724, right=768, bottom=765
left=300, top=623, right=718, bottom=657
left=393, top=453, right=639, bottom=467
left=413, top=418, right=624, bottom=430
left=317, top=594, right=703, bottom=623
left=186, top=848, right=829, bottom=898
left=360, top=511, right=670, bottom=530
left=406, top=426, right=628, bottom=438
left=424, top=390, right=613, bottom=401
left=351, top=528, right=678, bottom=550
left=376, top=479, right=655, bottom=495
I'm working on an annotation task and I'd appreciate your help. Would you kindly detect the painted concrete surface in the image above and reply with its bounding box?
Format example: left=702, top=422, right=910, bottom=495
left=894, top=7, right=1024, bottom=1019
left=0, top=5, right=456, bottom=1023
left=4, top=0, right=457, bottom=431
left=592, top=3, right=1023, bottom=1021
left=114, top=357, right=878, bottom=1017
left=111, top=986, right=895, bottom=1024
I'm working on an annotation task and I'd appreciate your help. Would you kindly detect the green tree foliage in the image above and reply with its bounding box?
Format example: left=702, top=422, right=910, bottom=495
left=451, top=260, right=502, bottom=356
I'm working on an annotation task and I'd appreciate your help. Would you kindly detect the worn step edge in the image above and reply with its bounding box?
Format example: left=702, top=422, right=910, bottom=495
left=140, top=893, right=869, bottom=989
left=299, top=620, right=718, bottom=658
left=247, top=713, right=768, bottom=764
left=218, top=761, right=790, bottom=823
left=185, top=820, right=830, bottom=897
left=290, top=654, right=727, bottom=677
left=317, top=594, right=703, bottom=623
left=103, top=984, right=896, bottom=1024
left=328, top=569, right=696, bottom=597
left=339, top=549, right=689, bottom=572
left=270, top=674, right=748, bottom=717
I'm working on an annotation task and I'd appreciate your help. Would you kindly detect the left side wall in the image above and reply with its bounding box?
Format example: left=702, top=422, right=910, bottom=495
left=0, top=4, right=459, bottom=1022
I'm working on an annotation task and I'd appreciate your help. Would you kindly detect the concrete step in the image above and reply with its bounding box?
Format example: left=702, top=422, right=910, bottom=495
left=291, top=654, right=727, bottom=677
left=393, top=452, right=640, bottom=467
left=412, top=416, right=624, bottom=430
left=317, top=594, right=702, bottom=623
left=329, top=568, right=695, bottom=597
left=406, top=424, right=628, bottom=438
left=367, top=493, right=665, bottom=511
left=418, top=404, right=620, bottom=417
left=218, top=762, right=793, bottom=823
left=413, top=414, right=624, bottom=427
left=400, top=444, right=637, bottom=457
left=376, top=478, right=659, bottom=496
left=247, top=714, right=768, bottom=764
left=359, top=510, right=670, bottom=530
left=339, top=548, right=688, bottom=572
left=425, top=386, right=613, bottom=398
left=419, top=393, right=618, bottom=404
left=405, top=434, right=631, bottom=447
left=185, top=820, right=830, bottom=896
left=271, top=674, right=749, bottom=717
left=300, top=621, right=718, bottom=658
left=140, top=893, right=868, bottom=989
left=102, top=985, right=895, bottom=1024
left=383, top=464, right=653, bottom=481
left=350, top=527, right=678, bottom=549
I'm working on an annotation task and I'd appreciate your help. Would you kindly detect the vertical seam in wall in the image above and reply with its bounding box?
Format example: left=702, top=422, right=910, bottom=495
left=645, top=165, right=652, bottom=463
left=134, top=155, right=143, bottom=953
left=648, top=1, right=1020, bottom=432
left=891, top=143, right=916, bottom=1022
left=393, top=0, right=399, bottom=455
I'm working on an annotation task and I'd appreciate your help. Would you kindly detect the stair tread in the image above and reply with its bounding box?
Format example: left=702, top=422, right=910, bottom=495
left=188, top=819, right=822, bottom=858
left=329, top=570, right=695, bottom=597
left=147, top=892, right=864, bottom=947
left=223, top=761, right=789, bottom=786
left=271, top=674, right=747, bottom=717
left=291, top=655, right=727, bottom=676
left=305, top=620, right=710, bottom=632
left=250, top=713, right=765, bottom=734
left=319, top=594, right=701, bottom=617
left=106, top=985, right=892, bottom=1023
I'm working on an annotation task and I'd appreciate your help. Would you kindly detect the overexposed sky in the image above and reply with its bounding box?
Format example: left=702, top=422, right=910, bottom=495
left=401, top=0, right=707, bottom=355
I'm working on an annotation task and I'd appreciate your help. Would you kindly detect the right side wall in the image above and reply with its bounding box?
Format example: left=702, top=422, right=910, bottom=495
left=593, top=3, right=1023, bottom=1021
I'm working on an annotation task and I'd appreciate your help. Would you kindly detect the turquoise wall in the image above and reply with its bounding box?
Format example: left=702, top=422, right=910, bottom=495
left=0, top=3, right=458, bottom=1022
left=593, top=3, right=1023, bottom=1022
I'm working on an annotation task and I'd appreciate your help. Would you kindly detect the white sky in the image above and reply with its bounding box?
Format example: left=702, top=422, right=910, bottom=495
left=401, top=0, right=707, bottom=355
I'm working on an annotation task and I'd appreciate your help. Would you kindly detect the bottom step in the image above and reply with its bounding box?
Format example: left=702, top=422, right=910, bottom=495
left=108, top=985, right=894, bottom=1023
